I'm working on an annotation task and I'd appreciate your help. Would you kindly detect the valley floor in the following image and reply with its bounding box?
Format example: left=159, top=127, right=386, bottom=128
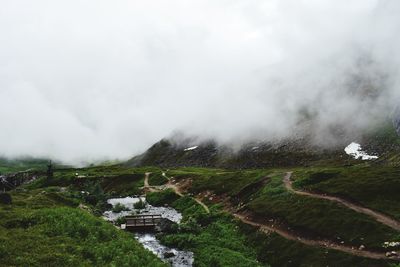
left=1, top=163, right=400, bottom=266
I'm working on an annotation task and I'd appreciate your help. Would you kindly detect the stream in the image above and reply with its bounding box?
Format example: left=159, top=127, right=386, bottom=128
left=103, top=196, right=194, bottom=267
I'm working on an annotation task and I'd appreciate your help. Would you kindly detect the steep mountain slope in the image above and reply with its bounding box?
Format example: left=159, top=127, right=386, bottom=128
left=127, top=117, right=400, bottom=169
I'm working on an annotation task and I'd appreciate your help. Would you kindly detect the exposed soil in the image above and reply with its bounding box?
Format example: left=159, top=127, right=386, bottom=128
left=284, top=172, right=400, bottom=232
left=146, top=171, right=400, bottom=261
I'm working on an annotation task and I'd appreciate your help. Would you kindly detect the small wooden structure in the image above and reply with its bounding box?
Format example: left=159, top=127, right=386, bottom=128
left=125, top=214, right=162, bottom=230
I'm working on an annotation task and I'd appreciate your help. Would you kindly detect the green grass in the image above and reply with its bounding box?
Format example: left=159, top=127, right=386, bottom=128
left=247, top=172, right=400, bottom=251
left=147, top=189, right=180, bottom=206
left=148, top=190, right=264, bottom=267
left=148, top=173, right=168, bottom=186
left=0, top=157, right=49, bottom=174
left=240, top=223, right=391, bottom=267
left=292, top=165, right=400, bottom=220
left=27, top=165, right=162, bottom=196
left=0, top=188, right=165, bottom=267
left=163, top=168, right=400, bottom=251
left=4, top=162, right=400, bottom=266
left=168, top=168, right=270, bottom=196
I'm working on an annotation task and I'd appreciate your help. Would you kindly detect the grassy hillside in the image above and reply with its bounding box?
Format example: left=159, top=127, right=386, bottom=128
left=0, top=188, right=165, bottom=267
left=164, top=167, right=400, bottom=266
left=0, top=157, right=50, bottom=174
left=293, top=166, right=400, bottom=220
left=147, top=190, right=264, bottom=267
left=1, top=154, right=399, bottom=266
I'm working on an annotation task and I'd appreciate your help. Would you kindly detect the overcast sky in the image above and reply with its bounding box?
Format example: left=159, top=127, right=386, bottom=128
left=0, top=0, right=399, bottom=164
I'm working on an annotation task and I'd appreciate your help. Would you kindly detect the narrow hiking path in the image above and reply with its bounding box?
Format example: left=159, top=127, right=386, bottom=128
left=162, top=172, right=210, bottom=213
left=144, top=172, right=150, bottom=187
left=283, top=172, right=400, bottom=232
left=143, top=172, right=210, bottom=213
left=143, top=172, right=161, bottom=193
left=149, top=172, right=398, bottom=260
left=233, top=212, right=399, bottom=260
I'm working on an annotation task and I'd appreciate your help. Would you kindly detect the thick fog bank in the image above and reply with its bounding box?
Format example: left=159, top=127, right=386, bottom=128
left=0, top=0, right=400, bottom=164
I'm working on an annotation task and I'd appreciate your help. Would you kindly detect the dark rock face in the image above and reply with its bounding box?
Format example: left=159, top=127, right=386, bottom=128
left=0, top=193, right=12, bottom=204
left=126, top=136, right=349, bottom=169
left=163, top=251, right=176, bottom=259
left=155, top=218, right=178, bottom=233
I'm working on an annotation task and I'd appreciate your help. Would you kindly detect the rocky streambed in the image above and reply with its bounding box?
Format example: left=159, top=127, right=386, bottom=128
left=103, top=196, right=194, bottom=267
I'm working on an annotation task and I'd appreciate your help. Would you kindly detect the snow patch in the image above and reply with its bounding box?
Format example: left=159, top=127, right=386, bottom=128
left=184, top=146, right=198, bottom=151
left=344, top=142, right=378, bottom=160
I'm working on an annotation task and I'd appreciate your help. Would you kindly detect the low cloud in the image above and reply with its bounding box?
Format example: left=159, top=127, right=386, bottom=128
left=0, top=0, right=399, bottom=164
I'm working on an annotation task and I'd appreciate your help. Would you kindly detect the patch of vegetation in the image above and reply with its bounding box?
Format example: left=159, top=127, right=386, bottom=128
left=133, top=199, right=146, bottom=209
left=149, top=173, right=168, bottom=186
left=247, top=173, right=399, bottom=251
left=112, top=203, right=130, bottom=213
left=0, top=189, right=165, bottom=267
left=168, top=168, right=270, bottom=196
left=240, top=223, right=391, bottom=267
left=147, top=189, right=180, bottom=206
left=27, top=165, right=160, bottom=197
left=170, top=168, right=400, bottom=250
left=293, top=166, right=400, bottom=220
left=147, top=191, right=264, bottom=267
left=0, top=157, right=50, bottom=174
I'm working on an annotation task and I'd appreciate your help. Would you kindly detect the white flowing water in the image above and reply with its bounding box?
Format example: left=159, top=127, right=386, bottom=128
left=103, top=197, right=194, bottom=267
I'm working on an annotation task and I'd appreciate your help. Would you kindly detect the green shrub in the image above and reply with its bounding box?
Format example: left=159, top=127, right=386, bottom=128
left=112, top=203, right=130, bottom=213
left=147, top=189, right=180, bottom=206
left=149, top=174, right=168, bottom=186
left=133, top=199, right=146, bottom=209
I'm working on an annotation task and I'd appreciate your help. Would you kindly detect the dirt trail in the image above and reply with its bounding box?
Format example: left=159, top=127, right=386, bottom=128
left=149, top=172, right=398, bottom=259
left=233, top=213, right=399, bottom=260
left=145, top=172, right=210, bottom=213
left=283, top=172, right=400, bottom=232
left=143, top=172, right=164, bottom=193
left=144, top=172, right=150, bottom=187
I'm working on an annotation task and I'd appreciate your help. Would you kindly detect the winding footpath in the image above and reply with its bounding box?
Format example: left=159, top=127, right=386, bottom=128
left=233, top=213, right=399, bottom=260
left=145, top=171, right=399, bottom=260
left=283, top=172, right=400, bottom=232
left=143, top=172, right=210, bottom=213
left=232, top=172, right=400, bottom=261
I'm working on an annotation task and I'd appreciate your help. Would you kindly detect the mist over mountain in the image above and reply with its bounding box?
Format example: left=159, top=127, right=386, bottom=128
left=1, top=0, right=400, bottom=164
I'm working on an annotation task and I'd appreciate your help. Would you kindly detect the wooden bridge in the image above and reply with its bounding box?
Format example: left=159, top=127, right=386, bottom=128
left=125, top=214, right=162, bottom=230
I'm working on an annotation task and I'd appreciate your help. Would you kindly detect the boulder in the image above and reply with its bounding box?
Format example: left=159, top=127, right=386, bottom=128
left=155, top=218, right=178, bottom=233
left=163, top=251, right=176, bottom=259
left=0, top=193, right=12, bottom=205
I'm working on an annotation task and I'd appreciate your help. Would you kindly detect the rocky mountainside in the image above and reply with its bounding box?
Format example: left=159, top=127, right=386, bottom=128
left=127, top=136, right=355, bottom=169
left=127, top=120, right=400, bottom=169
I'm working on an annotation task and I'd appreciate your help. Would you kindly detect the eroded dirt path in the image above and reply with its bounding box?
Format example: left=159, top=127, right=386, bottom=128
left=146, top=171, right=399, bottom=260
left=233, top=212, right=399, bottom=260
left=283, top=172, right=400, bottom=232
left=144, top=172, right=210, bottom=213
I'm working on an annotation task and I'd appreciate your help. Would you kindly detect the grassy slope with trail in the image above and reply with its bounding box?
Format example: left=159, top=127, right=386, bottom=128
left=293, top=166, right=400, bottom=220
left=147, top=190, right=265, bottom=267
left=166, top=167, right=400, bottom=266
left=3, top=154, right=400, bottom=266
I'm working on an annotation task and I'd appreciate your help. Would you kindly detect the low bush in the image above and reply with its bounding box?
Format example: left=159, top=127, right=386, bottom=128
left=112, top=203, right=130, bottom=213
left=147, top=189, right=180, bottom=206
left=133, top=199, right=146, bottom=209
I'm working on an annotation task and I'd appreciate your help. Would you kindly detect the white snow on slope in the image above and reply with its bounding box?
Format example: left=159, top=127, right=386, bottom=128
left=345, top=142, right=378, bottom=160
left=184, top=146, right=198, bottom=151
